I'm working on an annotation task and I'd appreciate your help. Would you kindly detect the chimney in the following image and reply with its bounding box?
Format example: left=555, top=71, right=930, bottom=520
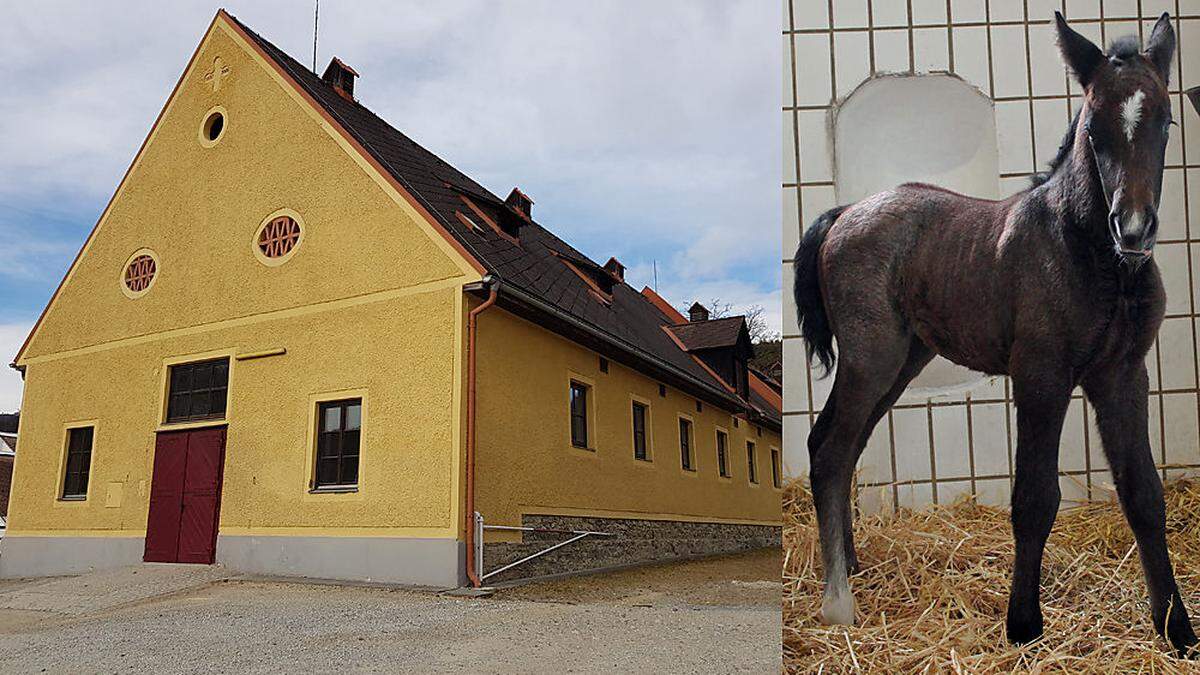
left=322, top=57, right=359, bottom=101
left=506, top=187, right=533, bottom=219
left=688, top=302, right=709, bottom=322
left=603, top=257, right=625, bottom=282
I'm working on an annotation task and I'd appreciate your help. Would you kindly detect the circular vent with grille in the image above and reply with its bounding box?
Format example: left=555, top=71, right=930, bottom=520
left=121, top=250, right=159, bottom=298
left=253, top=211, right=304, bottom=265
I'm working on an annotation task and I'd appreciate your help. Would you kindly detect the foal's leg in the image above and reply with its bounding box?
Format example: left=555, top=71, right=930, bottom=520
left=839, top=340, right=935, bottom=573
left=1083, top=363, right=1198, bottom=657
left=1006, top=362, right=1072, bottom=645
left=810, top=335, right=911, bottom=625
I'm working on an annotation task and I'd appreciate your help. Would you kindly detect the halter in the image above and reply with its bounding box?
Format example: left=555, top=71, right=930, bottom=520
left=1086, top=132, right=1115, bottom=211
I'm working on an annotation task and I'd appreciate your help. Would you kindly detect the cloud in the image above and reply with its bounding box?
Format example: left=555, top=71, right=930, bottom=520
left=0, top=1, right=780, bottom=333
left=0, top=324, right=30, bottom=412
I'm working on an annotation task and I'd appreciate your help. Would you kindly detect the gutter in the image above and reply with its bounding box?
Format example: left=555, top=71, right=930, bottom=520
left=463, top=275, right=498, bottom=588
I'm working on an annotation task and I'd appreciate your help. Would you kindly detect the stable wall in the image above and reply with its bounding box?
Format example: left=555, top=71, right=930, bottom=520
left=784, top=0, right=1200, bottom=512
left=472, top=306, right=783, bottom=543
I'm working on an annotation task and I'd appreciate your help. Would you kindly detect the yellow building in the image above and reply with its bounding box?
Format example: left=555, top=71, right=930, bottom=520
left=2, top=11, right=781, bottom=587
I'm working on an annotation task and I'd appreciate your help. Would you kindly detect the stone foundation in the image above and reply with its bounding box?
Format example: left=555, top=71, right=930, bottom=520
left=481, top=514, right=780, bottom=584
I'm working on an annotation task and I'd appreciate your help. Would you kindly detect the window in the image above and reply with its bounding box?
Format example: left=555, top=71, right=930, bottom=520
left=771, top=448, right=782, bottom=489
left=200, top=109, right=226, bottom=145
left=716, top=430, right=729, bottom=478
left=658, top=384, right=666, bottom=397
left=61, top=427, right=94, bottom=499
left=599, top=357, right=609, bottom=373
left=632, top=402, right=648, bottom=461
left=315, top=398, right=361, bottom=488
left=570, top=381, right=589, bottom=449
left=747, top=441, right=758, bottom=484
left=124, top=254, right=157, bottom=293
left=679, top=418, right=694, bottom=471
left=166, top=358, right=229, bottom=423
left=204, top=112, right=224, bottom=141
left=257, top=216, right=301, bottom=259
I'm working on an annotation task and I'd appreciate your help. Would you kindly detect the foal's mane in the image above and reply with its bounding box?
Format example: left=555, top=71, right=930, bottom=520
left=1029, top=107, right=1080, bottom=188
left=1029, top=36, right=1144, bottom=188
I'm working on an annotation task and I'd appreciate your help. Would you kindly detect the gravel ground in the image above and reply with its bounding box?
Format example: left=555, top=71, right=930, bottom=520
left=0, top=550, right=780, bottom=674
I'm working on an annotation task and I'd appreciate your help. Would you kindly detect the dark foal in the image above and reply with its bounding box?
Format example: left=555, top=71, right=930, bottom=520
left=794, top=13, right=1197, bottom=657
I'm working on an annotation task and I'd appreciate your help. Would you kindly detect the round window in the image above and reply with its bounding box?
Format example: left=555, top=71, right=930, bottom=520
left=121, top=249, right=159, bottom=299
left=199, top=107, right=227, bottom=147
left=253, top=211, right=304, bottom=265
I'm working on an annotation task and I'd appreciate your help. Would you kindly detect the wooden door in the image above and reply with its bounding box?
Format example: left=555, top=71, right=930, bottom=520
left=144, top=427, right=226, bottom=564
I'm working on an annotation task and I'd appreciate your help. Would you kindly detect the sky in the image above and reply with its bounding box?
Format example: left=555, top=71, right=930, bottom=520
left=0, top=1, right=781, bottom=412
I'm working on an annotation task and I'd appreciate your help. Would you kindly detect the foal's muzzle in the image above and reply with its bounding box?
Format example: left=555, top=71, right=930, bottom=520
left=1109, top=206, right=1158, bottom=260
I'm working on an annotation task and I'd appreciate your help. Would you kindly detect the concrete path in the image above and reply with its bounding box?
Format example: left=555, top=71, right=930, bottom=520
left=0, top=550, right=780, bottom=673
left=0, top=564, right=233, bottom=616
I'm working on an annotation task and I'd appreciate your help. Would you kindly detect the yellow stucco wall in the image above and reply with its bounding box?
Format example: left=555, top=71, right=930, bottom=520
left=9, top=17, right=475, bottom=540
left=473, top=305, right=783, bottom=542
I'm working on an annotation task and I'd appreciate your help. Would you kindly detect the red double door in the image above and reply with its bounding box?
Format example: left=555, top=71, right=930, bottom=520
left=144, top=427, right=226, bottom=564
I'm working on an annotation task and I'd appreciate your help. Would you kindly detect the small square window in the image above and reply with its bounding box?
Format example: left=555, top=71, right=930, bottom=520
left=658, top=384, right=667, bottom=398
left=695, top=401, right=702, bottom=413
left=62, top=426, right=94, bottom=499
left=570, top=381, right=590, bottom=449
left=314, top=399, right=361, bottom=489
left=599, top=357, right=609, bottom=373
left=679, top=418, right=694, bottom=471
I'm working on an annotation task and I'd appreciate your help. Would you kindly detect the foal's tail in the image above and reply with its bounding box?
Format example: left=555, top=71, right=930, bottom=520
left=794, top=205, right=846, bottom=378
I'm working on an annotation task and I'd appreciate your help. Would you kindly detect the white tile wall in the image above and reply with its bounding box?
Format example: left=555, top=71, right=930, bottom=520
left=784, top=0, right=1200, bottom=513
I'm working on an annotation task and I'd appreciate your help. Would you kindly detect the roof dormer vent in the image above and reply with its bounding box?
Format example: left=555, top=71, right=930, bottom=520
left=603, top=257, right=625, bottom=282
left=321, top=57, right=358, bottom=101
left=688, top=302, right=710, bottom=322
left=505, top=187, right=533, bottom=219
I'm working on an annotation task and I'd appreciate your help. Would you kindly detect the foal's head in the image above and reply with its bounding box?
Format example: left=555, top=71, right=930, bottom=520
left=1056, top=12, right=1176, bottom=263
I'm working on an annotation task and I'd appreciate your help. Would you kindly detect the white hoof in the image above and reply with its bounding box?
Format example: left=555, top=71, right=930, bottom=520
left=821, top=587, right=856, bottom=626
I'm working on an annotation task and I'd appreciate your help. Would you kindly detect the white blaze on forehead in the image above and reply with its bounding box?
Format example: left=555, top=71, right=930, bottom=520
left=1120, top=89, right=1146, bottom=142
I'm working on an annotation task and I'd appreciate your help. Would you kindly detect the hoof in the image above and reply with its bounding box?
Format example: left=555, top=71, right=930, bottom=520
left=821, top=588, right=856, bottom=626
left=1006, top=613, right=1043, bottom=646
left=1168, top=628, right=1199, bottom=659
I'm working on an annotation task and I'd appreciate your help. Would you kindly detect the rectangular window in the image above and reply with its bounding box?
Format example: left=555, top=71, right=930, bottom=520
left=747, top=441, right=758, bottom=484
left=570, top=381, right=589, bottom=449
left=314, top=398, right=362, bottom=489
left=166, top=357, right=229, bottom=424
left=679, top=418, right=694, bottom=471
left=716, top=430, right=729, bottom=478
left=632, top=402, right=648, bottom=461
left=62, top=426, right=94, bottom=499
left=771, top=448, right=782, bottom=489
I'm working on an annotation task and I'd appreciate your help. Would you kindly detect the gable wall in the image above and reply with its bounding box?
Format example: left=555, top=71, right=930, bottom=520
left=6, top=17, right=477, bottom=549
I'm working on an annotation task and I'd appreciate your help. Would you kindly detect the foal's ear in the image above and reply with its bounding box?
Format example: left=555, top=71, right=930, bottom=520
left=1144, top=12, right=1176, bottom=85
left=1055, top=11, right=1104, bottom=87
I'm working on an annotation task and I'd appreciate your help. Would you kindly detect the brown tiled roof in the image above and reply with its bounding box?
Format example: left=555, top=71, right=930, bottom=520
left=227, top=14, right=779, bottom=428
left=666, top=317, right=748, bottom=352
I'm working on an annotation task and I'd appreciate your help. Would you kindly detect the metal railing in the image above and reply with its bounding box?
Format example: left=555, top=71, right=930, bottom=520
left=474, top=512, right=613, bottom=584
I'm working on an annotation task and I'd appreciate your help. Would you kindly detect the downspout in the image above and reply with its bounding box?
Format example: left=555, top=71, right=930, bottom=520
left=465, top=275, right=498, bottom=587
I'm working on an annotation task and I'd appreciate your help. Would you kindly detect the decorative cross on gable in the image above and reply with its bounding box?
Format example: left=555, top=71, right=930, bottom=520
left=203, top=56, right=231, bottom=92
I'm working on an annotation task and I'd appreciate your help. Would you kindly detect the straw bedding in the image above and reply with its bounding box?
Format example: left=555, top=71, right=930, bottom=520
left=784, top=477, right=1200, bottom=673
